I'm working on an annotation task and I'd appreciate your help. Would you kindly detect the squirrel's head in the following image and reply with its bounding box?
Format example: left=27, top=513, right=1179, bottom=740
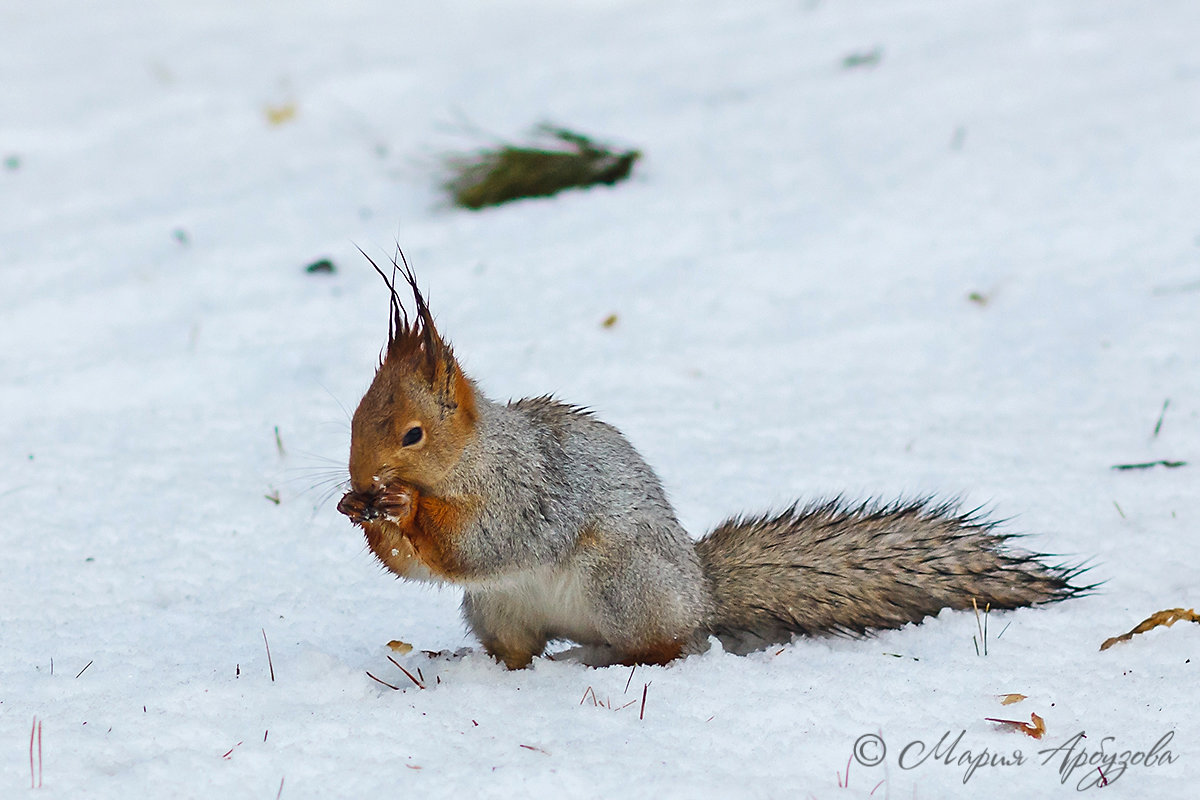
left=344, top=254, right=477, bottom=500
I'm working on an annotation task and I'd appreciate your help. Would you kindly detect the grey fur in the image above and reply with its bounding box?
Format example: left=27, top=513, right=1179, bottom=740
left=696, top=499, right=1086, bottom=654
left=419, top=391, right=1084, bottom=664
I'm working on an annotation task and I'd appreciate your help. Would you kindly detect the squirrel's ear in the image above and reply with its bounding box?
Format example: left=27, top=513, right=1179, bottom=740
left=369, top=250, right=474, bottom=423
left=415, top=309, right=477, bottom=425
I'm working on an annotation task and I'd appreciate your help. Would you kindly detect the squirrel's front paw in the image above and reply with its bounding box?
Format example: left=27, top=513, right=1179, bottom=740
left=376, top=484, right=417, bottom=524
left=337, top=483, right=418, bottom=526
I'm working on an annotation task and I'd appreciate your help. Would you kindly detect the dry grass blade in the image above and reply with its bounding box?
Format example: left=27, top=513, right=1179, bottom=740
left=1110, top=460, right=1187, bottom=470
left=1100, top=607, right=1200, bottom=651
left=30, top=716, right=43, bottom=789
left=1153, top=399, right=1170, bottom=438
left=445, top=126, right=640, bottom=210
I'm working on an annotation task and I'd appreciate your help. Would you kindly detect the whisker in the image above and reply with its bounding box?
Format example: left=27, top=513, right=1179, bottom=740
left=316, top=480, right=352, bottom=512
left=286, top=475, right=349, bottom=495
left=283, top=465, right=347, bottom=480
left=316, top=381, right=354, bottom=426
left=292, top=449, right=348, bottom=465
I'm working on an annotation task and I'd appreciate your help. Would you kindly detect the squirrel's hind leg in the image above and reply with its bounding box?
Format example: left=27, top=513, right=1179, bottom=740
left=461, top=592, right=548, bottom=670
left=481, top=639, right=542, bottom=670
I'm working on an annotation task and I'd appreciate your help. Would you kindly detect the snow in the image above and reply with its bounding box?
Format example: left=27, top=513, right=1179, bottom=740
left=3, top=0, right=1198, bottom=796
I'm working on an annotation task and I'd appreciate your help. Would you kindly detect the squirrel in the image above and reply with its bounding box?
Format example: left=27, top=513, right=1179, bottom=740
left=337, top=257, right=1087, bottom=669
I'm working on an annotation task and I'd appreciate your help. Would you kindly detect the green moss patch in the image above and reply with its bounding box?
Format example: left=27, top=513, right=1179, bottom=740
left=444, top=126, right=640, bottom=210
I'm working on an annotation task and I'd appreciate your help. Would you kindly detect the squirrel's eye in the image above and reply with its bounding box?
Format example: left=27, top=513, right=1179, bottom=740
left=401, top=425, right=424, bottom=447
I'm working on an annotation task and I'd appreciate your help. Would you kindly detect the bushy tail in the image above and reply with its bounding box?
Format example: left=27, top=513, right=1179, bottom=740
left=694, top=498, right=1089, bottom=654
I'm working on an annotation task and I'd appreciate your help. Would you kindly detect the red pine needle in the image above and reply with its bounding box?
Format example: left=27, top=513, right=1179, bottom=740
left=365, top=670, right=400, bottom=690
left=386, top=656, right=425, bottom=689
left=639, top=683, right=649, bottom=720
left=261, top=629, right=275, bottom=682
left=75, top=660, right=93, bottom=679
left=624, top=665, right=636, bottom=694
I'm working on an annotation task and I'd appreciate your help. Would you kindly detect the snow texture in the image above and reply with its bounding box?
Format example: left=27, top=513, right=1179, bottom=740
left=3, top=1, right=1198, bottom=797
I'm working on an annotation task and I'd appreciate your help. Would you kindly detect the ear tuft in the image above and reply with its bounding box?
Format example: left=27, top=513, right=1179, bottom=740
left=361, top=247, right=466, bottom=419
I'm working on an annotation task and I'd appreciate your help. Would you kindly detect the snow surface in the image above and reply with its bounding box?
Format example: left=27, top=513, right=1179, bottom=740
left=3, top=1, right=1199, bottom=797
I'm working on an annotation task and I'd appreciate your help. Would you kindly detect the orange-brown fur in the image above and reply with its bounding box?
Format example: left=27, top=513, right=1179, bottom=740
left=615, top=640, right=685, bottom=667
left=341, top=258, right=480, bottom=581
left=406, top=493, right=479, bottom=579
left=481, top=640, right=540, bottom=671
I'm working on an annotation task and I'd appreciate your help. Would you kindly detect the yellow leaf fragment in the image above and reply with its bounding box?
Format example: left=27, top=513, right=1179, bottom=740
left=387, top=640, right=414, bottom=654
left=985, top=712, right=1046, bottom=740
left=265, top=103, right=297, bottom=126
left=999, top=693, right=1027, bottom=706
left=1100, top=608, right=1200, bottom=651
